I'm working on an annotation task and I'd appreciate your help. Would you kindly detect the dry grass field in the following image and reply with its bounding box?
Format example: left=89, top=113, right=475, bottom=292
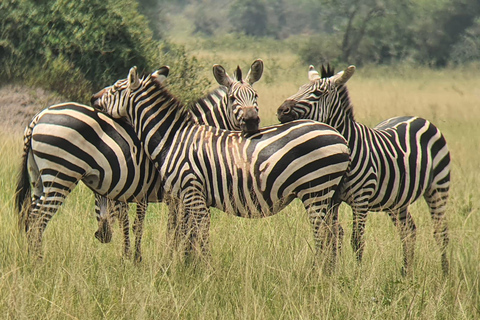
left=0, top=48, right=479, bottom=318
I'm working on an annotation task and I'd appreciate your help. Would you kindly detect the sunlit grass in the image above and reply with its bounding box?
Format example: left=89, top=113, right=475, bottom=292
left=1, top=62, right=479, bottom=318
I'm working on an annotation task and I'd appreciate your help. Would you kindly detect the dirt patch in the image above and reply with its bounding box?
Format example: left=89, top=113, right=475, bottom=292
left=0, top=84, right=65, bottom=135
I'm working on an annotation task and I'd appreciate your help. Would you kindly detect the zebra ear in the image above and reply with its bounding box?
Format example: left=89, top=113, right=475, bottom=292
left=332, top=65, right=356, bottom=86
left=213, top=64, right=233, bottom=87
left=128, top=66, right=140, bottom=90
left=152, top=66, right=170, bottom=85
left=308, top=65, right=321, bottom=81
left=245, top=59, right=264, bottom=85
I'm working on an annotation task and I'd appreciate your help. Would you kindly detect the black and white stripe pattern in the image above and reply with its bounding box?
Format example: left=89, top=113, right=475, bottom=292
left=91, top=66, right=351, bottom=269
left=191, top=59, right=263, bottom=133
left=15, top=61, right=264, bottom=261
left=277, top=65, right=451, bottom=274
left=15, top=103, right=162, bottom=259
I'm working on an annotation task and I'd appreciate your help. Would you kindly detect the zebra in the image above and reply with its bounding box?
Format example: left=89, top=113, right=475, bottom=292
left=15, top=60, right=264, bottom=261
left=15, top=103, right=163, bottom=260
left=93, top=60, right=264, bottom=254
left=90, top=65, right=351, bottom=271
left=276, top=65, right=451, bottom=275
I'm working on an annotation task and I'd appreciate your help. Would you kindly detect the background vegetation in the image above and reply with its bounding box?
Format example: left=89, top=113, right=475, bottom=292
left=1, top=0, right=479, bottom=318
left=1, top=63, right=479, bottom=319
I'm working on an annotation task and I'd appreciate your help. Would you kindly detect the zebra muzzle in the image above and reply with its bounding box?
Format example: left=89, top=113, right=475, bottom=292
left=277, top=100, right=296, bottom=123
left=241, top=107, right=260, bottom=134
left=95, top=219, right=113, bottom=243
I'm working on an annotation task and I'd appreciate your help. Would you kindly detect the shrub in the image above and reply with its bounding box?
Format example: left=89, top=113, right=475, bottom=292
left=0, top=0, right=160, bottom=102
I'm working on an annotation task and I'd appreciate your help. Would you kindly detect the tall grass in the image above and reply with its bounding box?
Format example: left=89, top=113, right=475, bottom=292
left=1, top=62, right=479, bottom=319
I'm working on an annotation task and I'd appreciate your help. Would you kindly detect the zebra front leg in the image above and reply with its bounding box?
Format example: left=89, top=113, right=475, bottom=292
left=389, top=208, right=416, bottom=276
left=167, top=199, right=184, bottom=253
left=132, top=201, right=147, bottom=263
left=351, top=209, right=368, bottom=263
left=182, top=209, right=211, bottom=265
left=181, top=190, right=211, bottom=264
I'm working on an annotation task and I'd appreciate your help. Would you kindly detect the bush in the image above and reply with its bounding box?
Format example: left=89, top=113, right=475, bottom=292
left=0, top=0, right=161, bottom=102
left=297, top=34, right=343, bottom=67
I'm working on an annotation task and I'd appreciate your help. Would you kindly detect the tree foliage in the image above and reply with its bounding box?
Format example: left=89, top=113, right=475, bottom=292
left=229, top=0, right=269, bottom=37
left=0, top=0, right=161, bottom=100
left=178, top=0, right=480, bottom=67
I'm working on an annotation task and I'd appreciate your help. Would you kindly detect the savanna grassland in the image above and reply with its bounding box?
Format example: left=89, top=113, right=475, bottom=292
left=0, top=45, right=479, bottom=319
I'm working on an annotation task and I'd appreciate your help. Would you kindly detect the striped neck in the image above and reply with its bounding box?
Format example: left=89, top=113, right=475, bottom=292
left=322, top=85, right=370, bottom=153
left=319, top=85, right=355, bottom=140
left=127, top=84, right=190, bottom=163
left=189, top=87, right=236, bottom=130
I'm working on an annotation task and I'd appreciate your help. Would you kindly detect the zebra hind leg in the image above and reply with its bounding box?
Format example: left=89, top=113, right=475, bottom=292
left=388, top=207, right=417, bottom=276
left=305, top=198, right=340, bottom=274
left=26, top=191, right=67, bottom=259
left=424, top=187, right=449, bottom=275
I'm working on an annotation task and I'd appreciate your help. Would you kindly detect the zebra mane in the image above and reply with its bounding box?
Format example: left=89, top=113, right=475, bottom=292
left=147, top=73, right=189, bottom=113
left=336, top=83, right=355, bottom=122
left=185, top=86, right=227, bottom=111
left=318, top=64, right=355, bottom=121
left=321, top=64, right=335, bottom=78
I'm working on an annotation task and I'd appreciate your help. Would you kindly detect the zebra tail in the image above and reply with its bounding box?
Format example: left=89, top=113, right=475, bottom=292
left=15, top=140, right=31, bottom=232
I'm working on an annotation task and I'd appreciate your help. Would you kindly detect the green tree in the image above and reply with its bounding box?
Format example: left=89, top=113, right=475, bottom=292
left=0, top=0, right=160, bottom=100
left=413, top=0, right=480, bottom=66
left=229, top=0, right=268, bottom=37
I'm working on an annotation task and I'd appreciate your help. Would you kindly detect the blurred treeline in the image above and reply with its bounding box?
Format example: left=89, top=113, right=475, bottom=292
left=167, top=0, right=480, bottom=67
left=1, top=0, right=480, bottom=102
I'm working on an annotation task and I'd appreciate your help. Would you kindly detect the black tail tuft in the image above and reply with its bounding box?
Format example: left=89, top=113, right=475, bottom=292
left=15, top=148, right=31, bottom=232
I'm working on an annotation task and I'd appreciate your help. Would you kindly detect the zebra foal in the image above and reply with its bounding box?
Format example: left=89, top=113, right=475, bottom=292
left=91, top=66, right=351, bottom=270
left=277, top=65, right=451, bottom=275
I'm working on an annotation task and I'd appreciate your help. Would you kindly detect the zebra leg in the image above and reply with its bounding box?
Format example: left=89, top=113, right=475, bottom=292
left=26, top=192, right=67, bottom=259
left=331, top=203, right=344, bottom=256
left=184, top=208, right=211, bottom=261
left=304, top=199, right=339, bottom=273
left=388, top=207, right=416, bottom=276
left=182, top=190, right=211, bottom=263
left=94, top=195, right=113, bottom=244
left=117, top=201, right=131, bottom=259
left=351, top=208, right=368, bottom=263
left=132, top=201, right=148, bottom=263
left=424, top=187, right=449, bottom=275
left=167, top=199, right=183, bottom=253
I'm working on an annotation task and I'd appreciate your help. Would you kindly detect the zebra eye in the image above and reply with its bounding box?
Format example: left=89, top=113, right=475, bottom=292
left=229, top=96, right=235, bottom=103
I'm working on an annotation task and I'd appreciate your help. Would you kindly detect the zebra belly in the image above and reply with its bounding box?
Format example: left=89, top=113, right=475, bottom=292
left=344, top=116, right=443, bottom=212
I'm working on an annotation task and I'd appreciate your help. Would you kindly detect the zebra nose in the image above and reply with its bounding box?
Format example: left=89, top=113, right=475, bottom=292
left=277, top=100, right=295, bottom=122
left=241, top=107, right=260, bottom=134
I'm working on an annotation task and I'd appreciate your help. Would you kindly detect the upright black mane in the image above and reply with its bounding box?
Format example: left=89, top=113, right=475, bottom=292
left=320, top=64, right=335, bottom=78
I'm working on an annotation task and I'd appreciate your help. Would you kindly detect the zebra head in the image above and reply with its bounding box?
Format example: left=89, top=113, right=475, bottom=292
left=91, top=66, right=170, bottom=122
left=277, top=65, right=356, bottom=124
left=213, top=59, right=263, bottom=134
left=94, top=195, right=116, bottom=244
